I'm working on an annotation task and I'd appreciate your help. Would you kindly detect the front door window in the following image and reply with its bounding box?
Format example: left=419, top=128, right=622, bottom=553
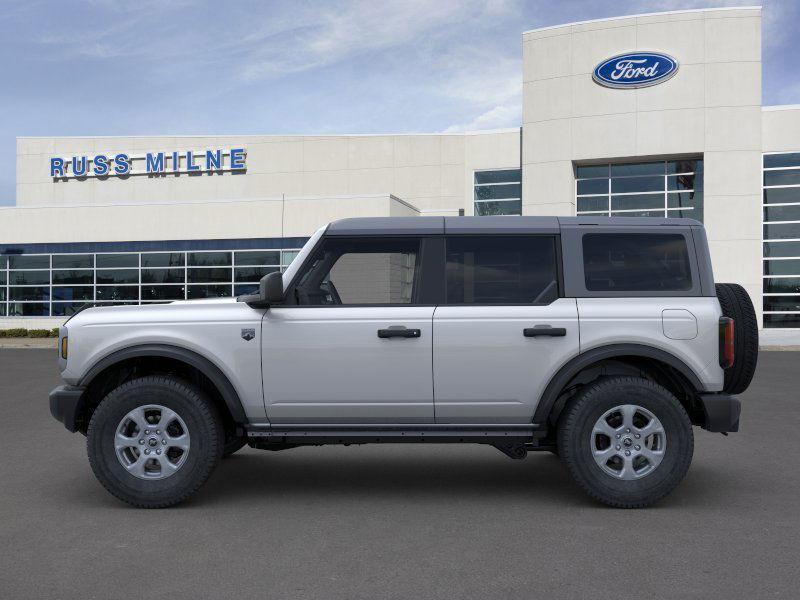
left=293, top=238, right=421, bottom=306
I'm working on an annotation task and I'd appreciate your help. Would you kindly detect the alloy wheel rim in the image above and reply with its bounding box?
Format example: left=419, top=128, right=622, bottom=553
left=114, top=404, right=191, bottom=480
left=589, top=404, right=666, bottom=480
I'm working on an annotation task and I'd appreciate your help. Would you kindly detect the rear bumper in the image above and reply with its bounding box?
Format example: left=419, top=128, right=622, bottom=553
left=699, top=393, right=741, bottom=433
left=49, top=385, right=86, bottom=433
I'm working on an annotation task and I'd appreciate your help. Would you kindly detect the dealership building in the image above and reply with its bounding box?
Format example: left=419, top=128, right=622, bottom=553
left=3, top=6, right=800, bottom=343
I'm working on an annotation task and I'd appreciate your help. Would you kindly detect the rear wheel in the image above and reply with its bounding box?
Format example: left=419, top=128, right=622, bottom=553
left=716, top=283, right=758, bottom=394
left=557, top=377, right=693, bottom=508
left=87, top=375, right=223, bottom=508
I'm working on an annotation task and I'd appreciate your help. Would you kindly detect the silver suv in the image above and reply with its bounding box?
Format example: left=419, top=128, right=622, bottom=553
left=49, top=216, right=758, bottom=508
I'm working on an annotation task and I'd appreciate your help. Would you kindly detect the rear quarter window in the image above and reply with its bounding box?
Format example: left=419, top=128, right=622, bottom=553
left=582, top=233, right=692, bottom=292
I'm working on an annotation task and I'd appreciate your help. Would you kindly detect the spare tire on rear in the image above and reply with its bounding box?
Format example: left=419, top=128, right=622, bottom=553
left=716, top=283, right=758, bottom=394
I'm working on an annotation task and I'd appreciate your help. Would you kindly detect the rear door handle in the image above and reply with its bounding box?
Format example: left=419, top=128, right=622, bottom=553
left=378, top=326, right=421, bottom=339
left=524, top=325, right=567, bottom=337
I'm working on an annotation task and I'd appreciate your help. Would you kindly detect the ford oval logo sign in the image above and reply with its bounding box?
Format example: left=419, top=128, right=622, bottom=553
left=593, top=52, right=679, bottom=89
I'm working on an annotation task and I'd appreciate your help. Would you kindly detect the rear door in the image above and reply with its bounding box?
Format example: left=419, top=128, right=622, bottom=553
left=432, top=234, right=579, bottom=423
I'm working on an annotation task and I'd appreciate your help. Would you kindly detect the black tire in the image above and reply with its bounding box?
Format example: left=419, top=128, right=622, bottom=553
left=222, top=435, right=247, bottom=458
left=557, top=377, right=694, bottom=508
left=716, top=283, right=759, bottom=394
left=87, top=375, right=223, bottom=508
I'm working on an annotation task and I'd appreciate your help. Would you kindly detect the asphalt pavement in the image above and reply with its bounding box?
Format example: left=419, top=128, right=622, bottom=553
left=1, top=348, right=798, bottom=599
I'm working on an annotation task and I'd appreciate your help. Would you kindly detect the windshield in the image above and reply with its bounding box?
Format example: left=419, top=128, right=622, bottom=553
left=280, top=225, right=327, bottom=287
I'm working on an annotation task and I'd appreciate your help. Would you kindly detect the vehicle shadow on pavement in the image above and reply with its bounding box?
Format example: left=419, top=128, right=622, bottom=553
left=57, top=447, right=734, bottom=510
left=193, top=448, right=728, bottom=509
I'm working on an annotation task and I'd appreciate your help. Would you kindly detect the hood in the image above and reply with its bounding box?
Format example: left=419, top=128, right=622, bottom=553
left=65, top=296, right=246, bottom=327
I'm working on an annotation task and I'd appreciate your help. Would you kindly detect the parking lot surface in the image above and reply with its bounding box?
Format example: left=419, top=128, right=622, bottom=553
left=1, top=349, right=798, bottom=599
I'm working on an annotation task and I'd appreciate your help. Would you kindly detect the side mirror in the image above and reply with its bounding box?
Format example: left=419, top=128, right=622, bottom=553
left=238, top=271, right=284, bottom=308
left=262, top=271, right=284, bottom=305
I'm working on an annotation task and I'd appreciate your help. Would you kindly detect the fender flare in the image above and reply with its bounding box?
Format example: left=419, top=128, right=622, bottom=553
left=78, top=343, right=247, bottom=423
left=532, top=343, right=705, bottom=426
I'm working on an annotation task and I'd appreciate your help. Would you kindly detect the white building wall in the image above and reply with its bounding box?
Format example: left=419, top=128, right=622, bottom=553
left=16, top=131, right=521, bottom=218
left=763, top=106, right=800, bottom=152
left=522, top=7, right=764, bottom=325
left=0, top=194, right=416, bottom=244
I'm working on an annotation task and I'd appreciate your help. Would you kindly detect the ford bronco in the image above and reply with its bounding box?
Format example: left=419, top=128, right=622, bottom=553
left=49, top=216, right=758, bottom=508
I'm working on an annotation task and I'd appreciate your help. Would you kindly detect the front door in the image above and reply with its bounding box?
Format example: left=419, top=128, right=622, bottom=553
left=262, top=236, right=435, bottom=424
left=433, top=234, right=580, bottom=423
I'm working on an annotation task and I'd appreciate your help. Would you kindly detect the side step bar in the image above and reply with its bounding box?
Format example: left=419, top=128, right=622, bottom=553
left=245, top=423, right=539, bottom=445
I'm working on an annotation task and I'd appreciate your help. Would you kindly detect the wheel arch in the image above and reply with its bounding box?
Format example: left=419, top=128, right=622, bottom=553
left=533, top=344, right=705, bottom=428
left=76, top=344, right=247, bottom=432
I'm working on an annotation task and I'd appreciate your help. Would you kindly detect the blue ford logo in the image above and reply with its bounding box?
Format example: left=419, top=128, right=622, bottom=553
left=593, top=52, right=678, bottom=89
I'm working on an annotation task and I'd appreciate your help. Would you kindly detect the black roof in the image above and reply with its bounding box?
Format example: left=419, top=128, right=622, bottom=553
left=326, top=216, right=702, bottom=236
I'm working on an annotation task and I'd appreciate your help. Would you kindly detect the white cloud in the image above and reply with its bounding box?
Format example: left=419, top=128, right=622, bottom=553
left=237, top=0, right=488, bottom=81
left=442, top=103, right=521, bottom=132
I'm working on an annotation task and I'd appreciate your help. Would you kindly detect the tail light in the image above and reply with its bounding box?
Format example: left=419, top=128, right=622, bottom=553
left=719, top=317, right=734, bottom=369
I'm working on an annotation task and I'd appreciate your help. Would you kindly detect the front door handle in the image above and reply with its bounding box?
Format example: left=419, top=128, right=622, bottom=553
left=524, top=325, right=567, bottom=337
left=378, top=326, right=421, bottom=339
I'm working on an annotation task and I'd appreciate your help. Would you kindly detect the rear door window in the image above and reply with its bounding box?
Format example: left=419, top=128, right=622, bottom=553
left=445, top=235, right=559, bottom=304
left=582, top=233, right=692, bottom=292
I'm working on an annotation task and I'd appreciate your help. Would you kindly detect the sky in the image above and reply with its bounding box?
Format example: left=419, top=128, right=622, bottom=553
left=1, top=0, right=798, bottom=206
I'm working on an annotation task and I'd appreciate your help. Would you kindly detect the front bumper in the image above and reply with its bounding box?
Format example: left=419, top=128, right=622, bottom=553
left=49, top=385, right=86, bottom=433
left=698, top=393, right=741, bottom=433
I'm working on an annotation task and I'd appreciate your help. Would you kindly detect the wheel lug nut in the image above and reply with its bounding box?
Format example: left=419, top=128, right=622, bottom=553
left=615, top=445, right=621, bottom=450
left=626, top=428, right=631, bottom=433
left=162, top=439, right=167, bottom=445
left=625, top=450, right=631, bottom=456
left=144, top=430, right=150, bottom=435
left=156, top=449, right=161, bottom=455
left=635, top=433, right=641, bottom=439
left=635, top=445, right=641, bottom=451
left=615, top=434, right=620, bottom=439
left=144, top=449, right=150, bottom=455
left=138, top=439, right=144, bottom=445
left=156, top=430, right=161, bottom=435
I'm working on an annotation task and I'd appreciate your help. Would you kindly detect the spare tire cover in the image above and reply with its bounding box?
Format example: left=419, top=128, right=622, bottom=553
left=715, top=283, right=758, bottom=394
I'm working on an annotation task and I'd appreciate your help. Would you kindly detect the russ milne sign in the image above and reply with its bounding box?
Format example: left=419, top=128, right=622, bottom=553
left=50, top=148, right=246, bottom=179
left=592, top=52, right=678, bottom=89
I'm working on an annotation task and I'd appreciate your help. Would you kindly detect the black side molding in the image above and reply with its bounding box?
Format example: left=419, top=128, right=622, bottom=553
left=246, top=423, right=539, bottom=445
left=533, top=343, right=706, bottom=426
left=77, top=344, right=247, bottom=424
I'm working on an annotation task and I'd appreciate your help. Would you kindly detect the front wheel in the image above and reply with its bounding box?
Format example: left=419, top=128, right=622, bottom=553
left=557, top=377, right=694, bottom=508
left=87, top=375, right=224, bottom=508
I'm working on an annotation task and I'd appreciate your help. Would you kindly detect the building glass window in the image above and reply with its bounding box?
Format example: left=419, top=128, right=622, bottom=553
left=9, top=255, right=49, bottom=269
left=96, top=254, right=137, bottom=268
left=141, top=253, right=185, bottom=268
left=282, top=251, right=300, bottom=266
left=763, top=152, right=800, bottom=328
left=576, top=159, right=703, bottom=220
left=474, top=169, right=522, bottom=216
left=0, top=244, right=303, bottom=317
